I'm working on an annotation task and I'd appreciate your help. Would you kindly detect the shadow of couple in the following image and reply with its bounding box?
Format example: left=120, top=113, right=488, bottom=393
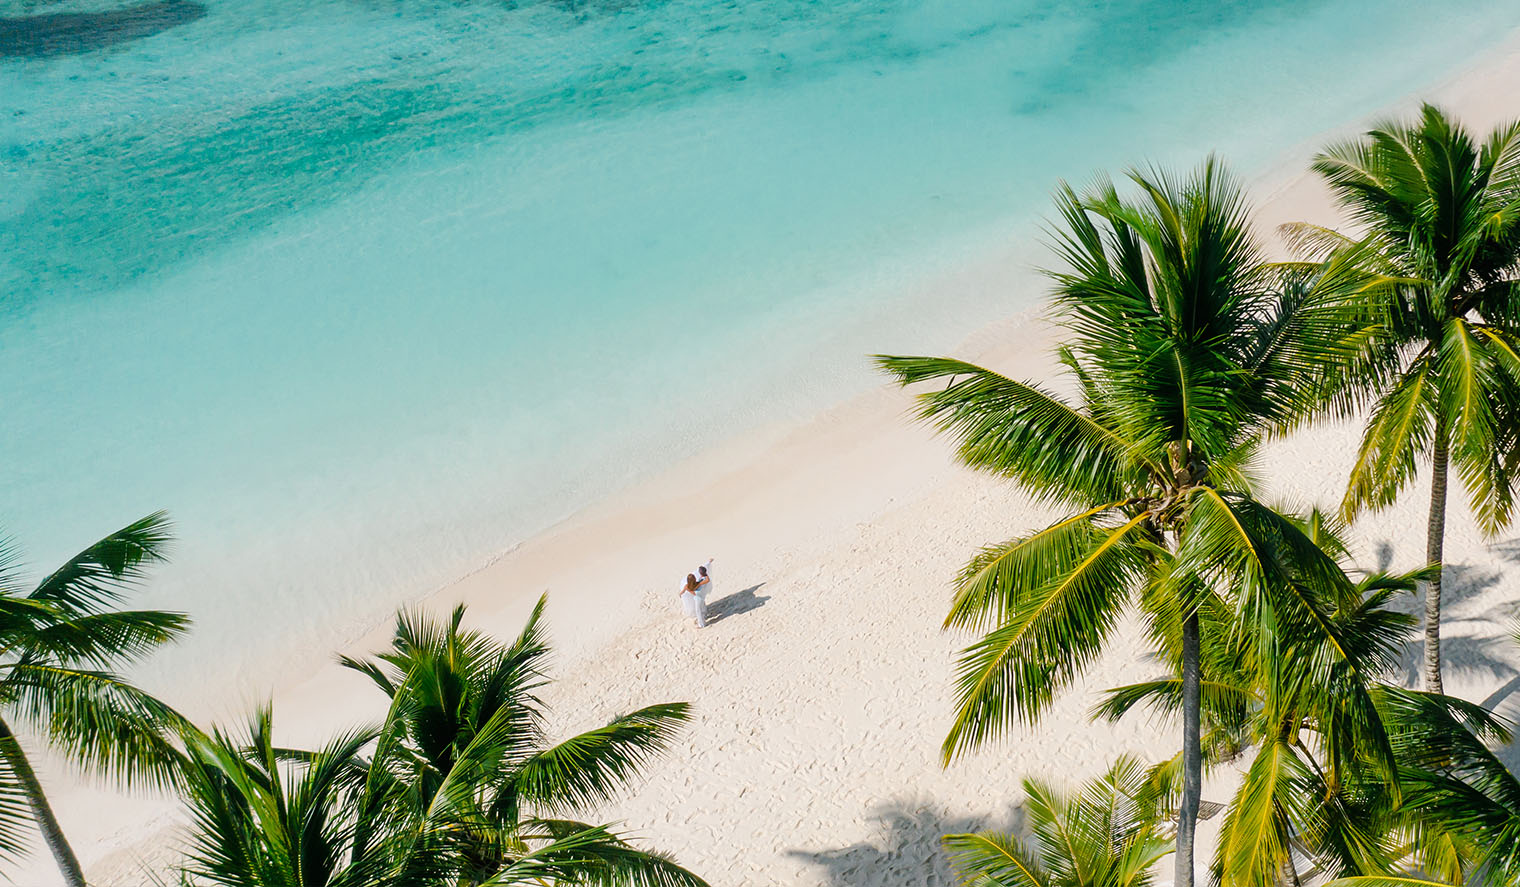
left=703, top=583, right=770, bottom=625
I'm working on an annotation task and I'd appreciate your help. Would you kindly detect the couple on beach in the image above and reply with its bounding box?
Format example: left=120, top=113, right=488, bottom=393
left=679, top=558, right=715, bottom=628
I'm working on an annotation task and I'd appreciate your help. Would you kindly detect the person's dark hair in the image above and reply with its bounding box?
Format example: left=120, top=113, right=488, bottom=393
left=698, top=565, right=708, bottom=578
left=684, top=573, right=699, bottom=593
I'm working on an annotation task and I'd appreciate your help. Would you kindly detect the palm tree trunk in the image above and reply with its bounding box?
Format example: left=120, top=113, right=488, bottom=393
left=1424, top=418, right=1449, bottom=694
left=1176, top=609, right=1202, bottom=887
left=0, top=717, right=86, bottom=887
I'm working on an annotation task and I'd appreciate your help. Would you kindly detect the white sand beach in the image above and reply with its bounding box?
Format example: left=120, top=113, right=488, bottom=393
left=52, top=29, right=1520, bottom=887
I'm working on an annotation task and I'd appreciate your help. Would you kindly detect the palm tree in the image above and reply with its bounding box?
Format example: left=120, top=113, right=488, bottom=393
left=0, top=512, right=190, bottom=887
left=878, top=159, right=1377, bottom=887
left=1295, top=104, right=1520, bottom=693
left=944, top=756, right=1172, bottom=887
left=342, top=596, right=704, bottom=887
left=176, top=708, right=401, bottom=887
left=177, top=595, right=706, bottom=887
left=1322, top=687, right=1520, bottom=887
left=1097, top=511, right=1520, bottom=887
left=1377, top=687, right=1519, bottom=886
left=1096, top=512, right=1431, bottom=887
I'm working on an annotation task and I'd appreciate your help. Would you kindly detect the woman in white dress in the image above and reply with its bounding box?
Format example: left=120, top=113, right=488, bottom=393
left=679, top=572, right=706, bottom=628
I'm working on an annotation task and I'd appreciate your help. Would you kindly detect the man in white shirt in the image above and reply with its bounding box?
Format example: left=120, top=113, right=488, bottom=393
left=694, top=558, right=714, bottom=623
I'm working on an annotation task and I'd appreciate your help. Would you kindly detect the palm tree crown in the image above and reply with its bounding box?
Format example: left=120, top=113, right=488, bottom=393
left=878, top=159, right=1374, bottom=887
left=177, top=596, right=705, bottom=887
left=0, top=512, right=190, bottom=887
left=1096, top=513, right=1443, bottom=887
left=1298, top=104, right=1520, bottom=692
left=944, top=756, right=1172, bottom=887
left=1320, top=685, right=1520, bottom=887
left=342, top=596, right=703, bottom=887
left=177, top=708, right=393, bottom=887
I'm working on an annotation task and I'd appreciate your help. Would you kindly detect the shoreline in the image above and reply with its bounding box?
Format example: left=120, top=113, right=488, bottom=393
left=332, top=13, right=1520, bottom=699
left=61, top=26, right=1520, bottom=886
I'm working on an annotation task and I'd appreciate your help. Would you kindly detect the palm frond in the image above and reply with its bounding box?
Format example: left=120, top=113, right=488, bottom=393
left=19, top=609, right=190, bottom=669
left=942, top=513, right=1149, bottom=762
left=947, top=503, right=1133, bottom=632
left=1214, top=740, right=1314, bottom=887
left=476, top=824, right=708, bottom=887
left=177, top=709, right=388, bottom=887
left=27, top=513, right=172, bottom=614
left=6, top=663, right=190, bottom=791
left=1341, top=360, right=1438, bottom=518
left=514, top=702, right=691, bottom=815
left=944, top=831, right=1050, bottom=887
left=1092, top=678, right=1254, bottom=726
left=874, top=356, right=1153, bottom=506
left=1322, top=880, right=1458, bottom=887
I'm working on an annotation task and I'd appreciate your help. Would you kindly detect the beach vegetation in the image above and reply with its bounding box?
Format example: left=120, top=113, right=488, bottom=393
left=878, top=158, right=1376, bottom=887
left=11, top=107, right=1520, bottom=887
left=944, top=755, right=1172, bottom=887
left=1349, top=682, right=1520, bottom=886
left=172, top=596, right=706, bottom=887
left=1289, top=104, right=1520, bottom=693
left=0, top=512, right=191, bottom=887
left=1091, top=511, right=1515, bottom=886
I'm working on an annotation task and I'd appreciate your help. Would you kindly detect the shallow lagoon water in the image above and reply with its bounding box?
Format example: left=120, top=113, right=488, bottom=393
left=2, top=0, right=1517, bottom=703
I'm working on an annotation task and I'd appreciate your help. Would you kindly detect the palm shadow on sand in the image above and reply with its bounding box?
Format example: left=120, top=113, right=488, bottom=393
left=1383, top=560, right=1519, bottom=692
left=1366, top=540, right=1519, bottom=696
left=0, top=0, right=207, bottom=58
left=1369, top=538, right=1520, bottom=771
left=703, top=583, right=769, bottom=625
left=788, top=800, right=1023, bottom=887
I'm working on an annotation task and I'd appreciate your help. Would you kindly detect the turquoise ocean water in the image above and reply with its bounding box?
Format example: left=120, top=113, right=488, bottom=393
left=3, top=0, right=1518, bottom=704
